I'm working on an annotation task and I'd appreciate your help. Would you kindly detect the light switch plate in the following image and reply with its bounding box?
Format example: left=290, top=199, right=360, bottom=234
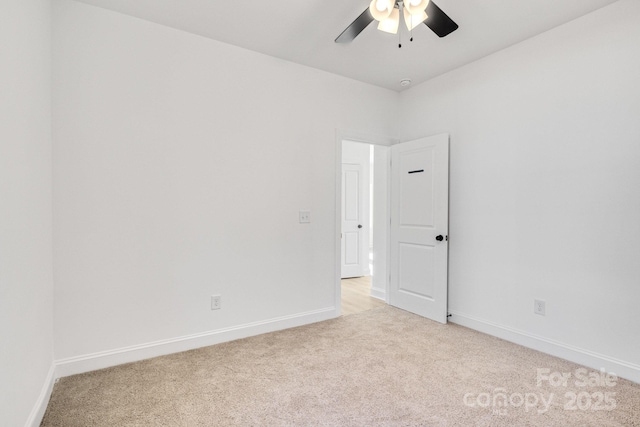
left=299, top=211, right=311, bottom=223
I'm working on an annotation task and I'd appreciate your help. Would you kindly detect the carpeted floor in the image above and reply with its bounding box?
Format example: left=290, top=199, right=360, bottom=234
left=41, top=306, right=640, bottom=426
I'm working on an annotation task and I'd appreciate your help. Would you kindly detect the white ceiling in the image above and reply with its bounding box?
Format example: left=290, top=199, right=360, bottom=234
left=72, top=0, right=620, bottom=92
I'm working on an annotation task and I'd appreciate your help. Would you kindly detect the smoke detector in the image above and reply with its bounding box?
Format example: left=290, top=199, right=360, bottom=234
left=400, top=79, right=412, bottom=87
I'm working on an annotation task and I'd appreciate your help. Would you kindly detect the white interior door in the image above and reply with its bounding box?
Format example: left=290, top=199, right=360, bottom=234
left=389, top=134, right=449, bottom=323
left=341, top=163, right=365, bottom=278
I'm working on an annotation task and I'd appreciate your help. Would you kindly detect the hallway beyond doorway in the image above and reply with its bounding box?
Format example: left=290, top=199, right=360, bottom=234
left=341, top=276, right=385, bottom=316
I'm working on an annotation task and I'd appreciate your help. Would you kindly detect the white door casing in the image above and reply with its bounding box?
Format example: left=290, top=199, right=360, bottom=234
left=341, top=163, right=365, bottom=278
left=389, top=134, right=449, bottom=323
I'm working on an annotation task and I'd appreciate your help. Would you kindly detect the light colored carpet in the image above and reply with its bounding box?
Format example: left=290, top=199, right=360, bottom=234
left=42, top=306, right=639, bottom=426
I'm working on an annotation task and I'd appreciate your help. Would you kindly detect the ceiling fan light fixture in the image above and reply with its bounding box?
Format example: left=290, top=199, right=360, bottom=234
left=376, top=7, right=400, bottom=34
left=404, top=0, right=430, bottom=15
left=369, top=0, right=395, bottom=21
left=334, top=0, right=458, bottom=44
left=403, top=7, right=428, bottom=31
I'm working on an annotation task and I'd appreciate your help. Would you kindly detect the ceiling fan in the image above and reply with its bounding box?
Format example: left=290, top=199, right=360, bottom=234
left=335, top=0, right=458, bottom=44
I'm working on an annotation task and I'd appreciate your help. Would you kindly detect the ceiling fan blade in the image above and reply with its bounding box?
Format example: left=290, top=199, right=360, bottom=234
left=335, top=8, right=375, bottom=43
left=424, top=1, right=458, bottom=38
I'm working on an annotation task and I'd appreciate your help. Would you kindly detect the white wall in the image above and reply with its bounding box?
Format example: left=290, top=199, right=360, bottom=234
left=52, top=0, right=398, bottom=364
left=0, top=1, right=55, bottom=425
left=399, top=0, right=640, bottom=378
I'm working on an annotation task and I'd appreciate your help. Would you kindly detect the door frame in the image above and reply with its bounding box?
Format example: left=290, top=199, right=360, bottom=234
left=334, top=129, right=397, bottom=316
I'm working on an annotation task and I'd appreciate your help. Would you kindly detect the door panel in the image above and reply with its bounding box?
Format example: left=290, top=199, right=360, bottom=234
left=398, top=243, right=435, bottom=299
left=389, top=134, right=449, bottom=323
left=344, top=231, right=359, bottom=265
left=344, top=169, right=359, bottom=221
left=399, top=148, right=435, bottom=227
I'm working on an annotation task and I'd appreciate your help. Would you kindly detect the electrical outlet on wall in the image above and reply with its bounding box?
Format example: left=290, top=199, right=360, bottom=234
left=534, top=299, right=546, bottom=316
left=211, top=295, right=221, bottom=310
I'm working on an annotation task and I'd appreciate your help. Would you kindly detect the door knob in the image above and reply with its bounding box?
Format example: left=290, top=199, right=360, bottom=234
left=436, top=235, right=444, bottom=241
left=358, top=224, right=363, bottom=229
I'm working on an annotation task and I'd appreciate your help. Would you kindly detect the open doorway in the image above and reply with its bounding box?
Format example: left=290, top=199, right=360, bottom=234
left=340, top=139, right=390, bottom=316
left=336, top=133, right=451, bottom=322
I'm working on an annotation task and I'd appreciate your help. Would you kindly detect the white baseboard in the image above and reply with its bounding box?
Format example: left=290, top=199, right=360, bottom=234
left=55, top=307, right=336, bottom=378
left=449, top=310, right=640, bottom=384
left=370, top=286, right=386, bottom=301
left=25, top=363, right=56, bottom=427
